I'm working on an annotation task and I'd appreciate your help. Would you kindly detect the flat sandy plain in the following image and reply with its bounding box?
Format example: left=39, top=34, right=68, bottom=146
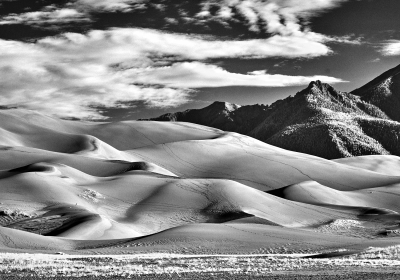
left=1, top=109, right=400, bottom=279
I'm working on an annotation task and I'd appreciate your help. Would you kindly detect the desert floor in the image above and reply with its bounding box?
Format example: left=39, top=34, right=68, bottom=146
left=1, top=251, right=400, bottom=279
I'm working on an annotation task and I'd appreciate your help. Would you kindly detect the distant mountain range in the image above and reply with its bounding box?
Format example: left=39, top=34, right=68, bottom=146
left=143, top=64, right=400, bottom=159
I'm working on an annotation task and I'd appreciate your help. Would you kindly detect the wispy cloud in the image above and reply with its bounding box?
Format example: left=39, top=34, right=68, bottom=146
left=379, top=40, right=400, bottom=56
left=248, top=70, right=268, bottom=75
left=131, top=62, right=346, bottom=88
left=0, top=28, right=345, bottom=119
left=197, top=0, right=347, bottom=34
left=0, top=7, right=89, bottom=25
left=0, top=0, right=148, bottom=25
left=76, top=0, right=148, bottom=12
left=369, top=58, right=381, bottom=63
left=107, top=28, right=332, bottom=59
left=196, top=0, right=359, bottom=45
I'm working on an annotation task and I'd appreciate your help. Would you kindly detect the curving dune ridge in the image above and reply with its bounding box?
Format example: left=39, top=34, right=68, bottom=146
left=1, top=109, right=400, bottom=254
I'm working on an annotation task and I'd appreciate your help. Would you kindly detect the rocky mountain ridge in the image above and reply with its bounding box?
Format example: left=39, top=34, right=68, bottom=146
left=144, top=64, right=400, bottom=159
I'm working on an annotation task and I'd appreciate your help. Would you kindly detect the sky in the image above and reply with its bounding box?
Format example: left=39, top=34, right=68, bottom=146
left=0, top=0, right=399, bottom=121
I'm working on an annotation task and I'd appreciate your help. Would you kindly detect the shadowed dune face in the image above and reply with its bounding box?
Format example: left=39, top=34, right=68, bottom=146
left=1, top=109, right=400, bottom=254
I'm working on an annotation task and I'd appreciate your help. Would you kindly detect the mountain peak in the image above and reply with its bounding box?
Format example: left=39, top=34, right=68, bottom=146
left=352, top=63, right=400, bottom=96
left=351, top=63, right=400, bottom=121
left=308, top=80, right=323, bottom=88
left=307, top=80, right=334, bottom=92
left=207, top=101, right=241, bottom=112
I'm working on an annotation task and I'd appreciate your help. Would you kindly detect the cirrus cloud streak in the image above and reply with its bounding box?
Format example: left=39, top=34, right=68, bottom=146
left=131, top=62, right=346, bottom=88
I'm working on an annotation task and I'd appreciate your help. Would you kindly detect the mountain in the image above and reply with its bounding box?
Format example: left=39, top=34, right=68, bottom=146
left=351, top=64, right=400, bottom=121
left=144, top=101, right=269, bottom=135
left=145, top=64, right=400, bottom=159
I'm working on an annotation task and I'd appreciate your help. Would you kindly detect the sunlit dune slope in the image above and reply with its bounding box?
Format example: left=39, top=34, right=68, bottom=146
left=128, top=133, right=400, bottom=191
left=106, top=223, right=400, bottom=254
left=2, top=222, right=400, bottom=254
left=0, top=109, right=223, bottom=151
left=334, top=155, right=400, bottom=176
left=0, top=226, right=74, bottom=251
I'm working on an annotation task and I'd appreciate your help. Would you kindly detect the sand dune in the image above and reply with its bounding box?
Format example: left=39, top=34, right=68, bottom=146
left=127, top=133, right=400, bottom=191
left=0, top=226, right=74, bottom=252
left=0, top=109, right=223, bottom=150
left=334, top=155, right=400, bottom=176
left=0, top=145, right=178, bottom=177
left=270, top=180, right=400, bottom=214
left=0, top=162, right=360, bottom=240
left=106, top=223, right=400, bottom=254
left=0, top=109, right=400, bottom=254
